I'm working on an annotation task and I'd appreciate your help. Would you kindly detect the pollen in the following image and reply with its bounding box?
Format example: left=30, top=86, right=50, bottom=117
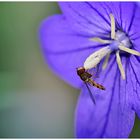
left=85, top=13, right=140, bottom=80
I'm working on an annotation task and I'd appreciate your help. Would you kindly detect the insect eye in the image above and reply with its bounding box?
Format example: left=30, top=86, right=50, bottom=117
left=77, top=67, right=85, bottom=74
left=77, top=68, right=85, bottom=75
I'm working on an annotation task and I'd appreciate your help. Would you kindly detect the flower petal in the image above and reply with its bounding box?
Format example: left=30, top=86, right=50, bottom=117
left=128, top=4, right=140, bottom=51
left=75, top=56, right=135, bottom=138
left=59, top=2, right=111, bottom=36
left=39, top=15, right=105, bottom=88
left=129, top=55, right=140, bottom=118
left=59, top=2, right=136, bottom=35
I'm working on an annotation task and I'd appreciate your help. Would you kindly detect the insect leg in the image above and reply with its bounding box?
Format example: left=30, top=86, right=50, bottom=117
left=85, top=82, right=96, bottom=105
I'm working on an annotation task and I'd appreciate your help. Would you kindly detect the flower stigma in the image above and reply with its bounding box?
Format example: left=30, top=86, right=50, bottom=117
left=84, top=13, right=140, bottom=80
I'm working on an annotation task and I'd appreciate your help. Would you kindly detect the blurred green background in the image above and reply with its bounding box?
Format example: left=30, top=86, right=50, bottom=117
left=0, top=2, right=139, bottom=138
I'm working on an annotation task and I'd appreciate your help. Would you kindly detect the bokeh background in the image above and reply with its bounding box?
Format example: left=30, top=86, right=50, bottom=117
left=0, top=2, right=139, bottom=138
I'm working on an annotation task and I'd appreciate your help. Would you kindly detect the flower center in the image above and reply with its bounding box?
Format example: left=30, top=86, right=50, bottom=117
left=84, top=14, right=140, bottom=80
left=110, top=30, right=131, bottom=51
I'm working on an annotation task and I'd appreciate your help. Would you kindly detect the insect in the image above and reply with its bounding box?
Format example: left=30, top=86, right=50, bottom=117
left=77, top=67, right=105, bottom=104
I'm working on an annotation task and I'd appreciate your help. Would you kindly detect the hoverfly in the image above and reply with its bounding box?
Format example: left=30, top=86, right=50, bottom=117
left=77, top=67, right=105, bottom=104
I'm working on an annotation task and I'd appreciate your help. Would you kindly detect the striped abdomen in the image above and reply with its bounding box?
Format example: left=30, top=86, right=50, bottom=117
left=88, top=79, right=105, bottom=90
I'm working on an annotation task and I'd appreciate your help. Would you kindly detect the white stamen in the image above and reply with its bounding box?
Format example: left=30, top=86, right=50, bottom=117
left=102, top=52, right=110, bottom=70
left=84, top=46, right=111, bottom=70
left=119, top=44, right=140, bottom=56
left=110, top=14, right=115, bottom=39
left=90, top=37, right=111, bottom=44
left=116, top=51, right=125, bottom=79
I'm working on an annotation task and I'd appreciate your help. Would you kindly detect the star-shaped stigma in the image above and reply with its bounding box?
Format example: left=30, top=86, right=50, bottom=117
left=84, top=14, right=140, bottom=80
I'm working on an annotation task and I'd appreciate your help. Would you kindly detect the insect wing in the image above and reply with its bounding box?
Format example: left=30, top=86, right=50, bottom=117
left=87, top=66, right=100, bottom=79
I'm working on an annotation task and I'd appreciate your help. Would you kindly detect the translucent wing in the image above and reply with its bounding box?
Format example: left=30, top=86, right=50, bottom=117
left=87, top=64, right=101, bottom=79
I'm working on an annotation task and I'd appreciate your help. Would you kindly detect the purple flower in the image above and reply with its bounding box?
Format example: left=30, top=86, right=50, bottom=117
left=39, top=2, right=140, bottom=138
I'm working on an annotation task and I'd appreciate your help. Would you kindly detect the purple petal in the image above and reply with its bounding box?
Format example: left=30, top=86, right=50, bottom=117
left=130, top=55, right=140, bottom=118
left=75, top=56, right=135, bottom=138
left=39, top=15, right=105, bottom=88
left=128, top=4, right=140, bottom=51
left=59, top=2, right=136, bottom=35
left=59, top=2, right=110, bottom=36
